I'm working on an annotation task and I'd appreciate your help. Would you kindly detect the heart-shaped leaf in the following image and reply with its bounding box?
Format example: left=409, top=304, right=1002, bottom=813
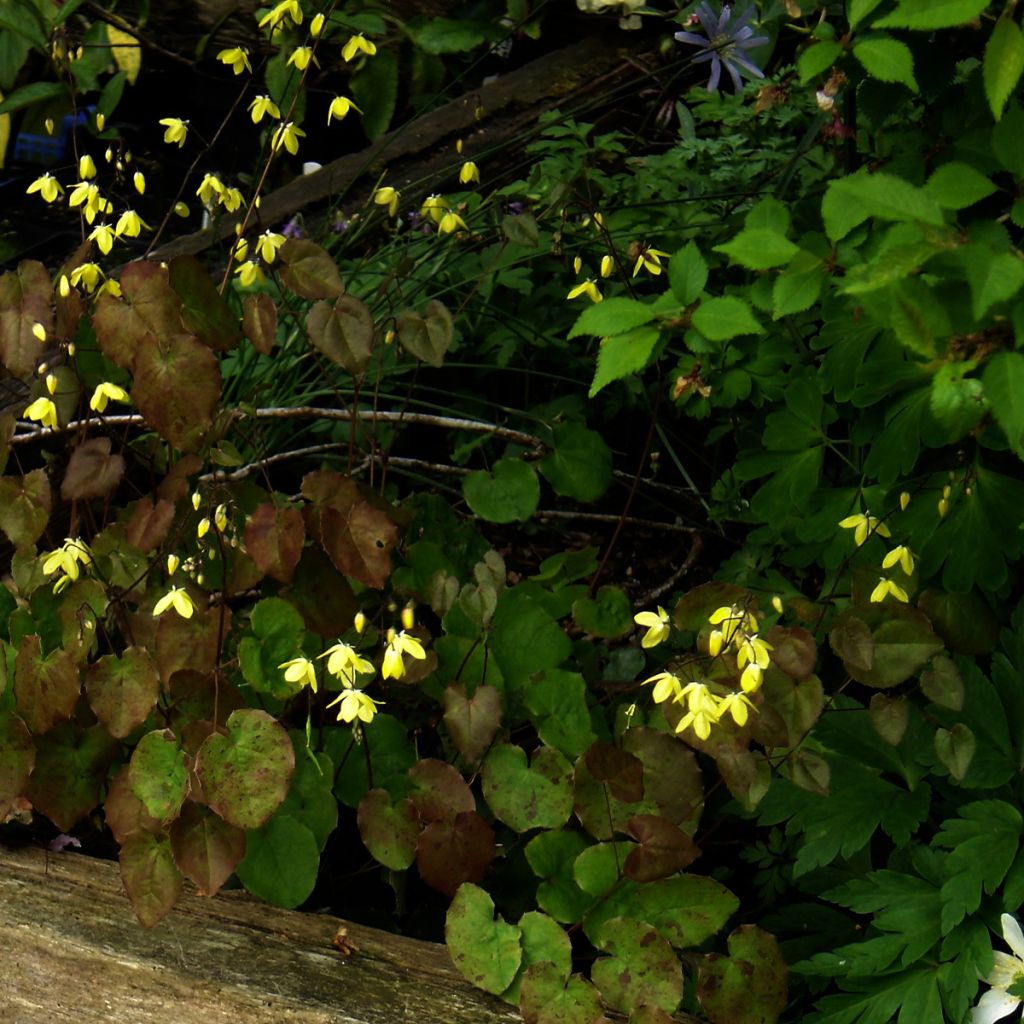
left=397, top=299, right=453, bottom=367
left=483, top=744, right=573, bottom=832
left=446, top=883, right=522, bottom=994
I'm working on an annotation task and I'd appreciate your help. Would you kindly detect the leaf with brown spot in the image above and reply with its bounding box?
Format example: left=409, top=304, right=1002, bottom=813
left=14, top=634, right=80, bottom=734
left=0, top=469, right=51, bottom=549
left=697, top=925, right=787, bottom=1024
left=416, top=810, right=495, bottom=896
left=168, top=255, right=241, bottom=351
left=592, top=917, right=683, bottom=1014
left=625, top=814, right=700, bottom=882
left=124, top=498, right=175, bottom=553
left=357, top=788, right=420, bottom=870
left=131, top=331, right=221, bottom=453
left=278, top=239, right=344, bottom=299
left=119, top=829, right=184, bottom=928
left=169, top=801, right=246, bottom=896
left=322, top=500, right=397, bottom=589
left=0, top=260, right=51, bottom=377
left=244, top=503, right=305, bottom=583
left=27, top=723, right=118, bottom=832
left=155, top=604, right=225, bottom=684
left=396, top=300, right=453, bottom=368
left=519, top=963, right=606, bottom=1024
left=443, top=684, right=502, bottom=764
left=306, top=294, right=374, bottom=374
left=408, top=758, right=475, bottom=823
left=0, top=711, right=35, bottom=820
left=242, top=292, right=277, bottom=354
left=61, top=436, right=125, bottom=500
left=85, top=647, right=161, bottom=739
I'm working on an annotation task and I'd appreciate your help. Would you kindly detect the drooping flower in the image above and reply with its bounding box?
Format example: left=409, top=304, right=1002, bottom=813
left=674, top=681, right=721, bottom=740
left=258, top=0, right=302, bottom=30
left=279, top=656, right=318, bottom=692
left=234, top=260, right=265, bottom=288
left=708, top=605, right=758, bottom=656
left=600, top=254, right=615, bottom=277
left=870, top=577, right=909, bottom=604
left=420, top=194, right=448, bottom=223
left=342, top=33, right=377, bottom=61
left=79, top=154, right=97, bottom=179
left=674, top=3, right=769, bottom=93
left=374, top=186, right=400, bottom=216
left=327, top=688, right=381, bottom=724
left=632, top=245, right=670, bottom=278
left=634, top=606, right=671, bottom=648
left=459, top=161, right=480, bottom=185
left=310, top=12, right=325, bottom=36
left=159, top=117, right=189, bottom=147
left=42, top=538, right=92, bottom=581
left=838, top=510, right=891, bottom=547
left=271, top=121, right=305, bottom=155
left=718, top=691, right=755, bottom=726
left=217, top=46, right=251, bottom=74
left=319, top=641, right=374, bottom=686
left=567, top=279, right=602, bottom=303
left=327, top=96, right=360, bottom=124
left=973, top=913, right=1024, bottom=1024
left=26, top=173, right=63, bottom=203
left=437, top=211, right=467, bottom=234
left=196, top=173, right=225, bottom=206
left=882, top=545, right=915, bottom=576
left=736, top=633, right=773, bottom=671
left=248, top=95, right=281, bottom=124
left=255, top=230, right=286, bottom=263
left=70, top=262, right=105, bottom=292
left=287, top=46, right=318, bottom=71
left=133, top=171, right=146, bottom=194
left=152, top=585, right=196, bottom=618
left=220, top=187, right=244, bottom=213
left=90, top=381, right=130, bottom=412
left=644, top=671, right=683, bottom=704
left=382, top=629, right=427, bottom=680
left=23, top=395, right=58, bottom=430
left=88, top=223, right=116, bottom=255
left=115, top=209, right=150, bottom=238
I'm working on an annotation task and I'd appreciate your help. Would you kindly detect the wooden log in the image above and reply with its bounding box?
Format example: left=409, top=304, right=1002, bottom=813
left=0, top=843, right=518, bottom=1024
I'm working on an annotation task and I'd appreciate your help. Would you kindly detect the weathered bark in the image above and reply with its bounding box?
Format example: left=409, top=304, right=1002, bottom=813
left=0, top=842, right=519, bottom=1024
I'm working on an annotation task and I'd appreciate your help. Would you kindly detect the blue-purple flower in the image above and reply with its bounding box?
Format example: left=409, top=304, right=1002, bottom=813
left=675, top=3, right=769, bottom=93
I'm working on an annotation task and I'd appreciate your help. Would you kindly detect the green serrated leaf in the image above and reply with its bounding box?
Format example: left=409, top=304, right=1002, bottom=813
left=853, top=35, right=918, bottom=91
left=668, top=242, right=707, bottom=304
left=985, top=17, right=1024, bottom=120
left=691, top=296, right=762, bottom=341
left=714, top=229, right=799, bottom=270
left=924, top=162, right=996, bottom=209
left=798, top=40, right=842, bottom=84
left=569, top=297, right=655, bottom=339
left=589, top=326, right=661, bottom=397
left=983, top=351, right=1024, bottom=456
left=876, top=0, right=989, bottom=30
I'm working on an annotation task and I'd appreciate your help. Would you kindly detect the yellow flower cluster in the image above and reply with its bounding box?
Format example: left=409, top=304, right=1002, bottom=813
left=838, top=506, right=915, bottom=604
left=41, top=537, right=93, bottom=593
left=643, top=671, right=754, bottom=740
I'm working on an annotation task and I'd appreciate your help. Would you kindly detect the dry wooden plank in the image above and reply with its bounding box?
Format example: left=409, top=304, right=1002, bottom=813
left=0, top=843, right=518, bottom=1024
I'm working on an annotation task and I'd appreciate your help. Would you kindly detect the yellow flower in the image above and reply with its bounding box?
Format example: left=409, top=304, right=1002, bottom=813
left=258, top=0, right=302, bottom=30
left=271, top=121, right=305, bottom=155
left=70, top=262, right=104, bottom=292
left=438, top=211, right=467, bottom=234
left=89, top=381, right=130, bottom=412
left=719, top=692, right=755, bottom=727
left=174, top=201, right=189, bottom=217
left=26, top=173, right=63, bottom=203
left=215, top=504, right=228, bottom=531
left=771, top=595, right=784, bottom=615
left=217, top=46, right=251, bottom=74
left=382, top=629, right=426, bottom=680
left=839, top=511, right=891, bottom=547
left=420, top=194, right=448, bottom=223
left=736, top=634, right=773, bottom=671
left=191, top=491, right=202, bottom=511
left=632, top=246, right=670, bottom=278
left=354, top=611, right=367, bottom=634
left=153, top=585, right=196, bottom=619
left=279, top=656, right=319, bottom=692
left=900, top=491, right=911, bottom=511
left=708, top=605, right=758, bottom=655
left=196, top=173, right=225, bottom=205
left=41, top=538, right=92, bottom=580
left=58, top=275, right=70, bottom=297
left=644, top=671, right=682, bottom=704
left=287, top=46, right=318, bottom=71
left=573, top=256, right=583, bottom=274
left=133, top=171, right=145, bottom=194
left=68, top=181, right=102, bottom=222
left=97, top=278, right=121, bottom=298
left=310, top=12, right=325, bottom=36
left=326, top=95, right=360, bottom=124
left=197, top=517, right=211, bottom=538
left=374, top=186, right=400, bottom=216
left=319, top=642, right=374, bottom=686
left=25, top=396, right=58, bottom=431
left=166, top=553, right=180, bottom=576
left=89, top=223, right=116, bottom=255
left=79, top=154, right=97, bottom=179
left=870, top=577, right=909, bottom=604
left=96, top=112, right=105, bottom=131
left=567, top=279, right=602, bottom=303
left=220, top=187, right=244, bottom=212
left=115, top=209, right=150, bottom=238
left=326, top=688, right=381, bottom=724
left=342, top=33, right=377, bottom=61
left=634, top=606, right=670, bottom=648
left=255, top=231, right=286, bottom=263
left=740, top=662, right=763, bottom=693
left=159, top=117, right=189, bottom=147
left=248, top=95, right=281, bottom=123
left=674, top=682, right=721, bottom=740
left=234, top=260, right=265, bottom=288
left=882, top=545, right=915, bottom=576
left=600, top=254, right=615, bottom=277
left=459, top=161, right=480, bottom=184
left=32, top=322, right=46, bottom=342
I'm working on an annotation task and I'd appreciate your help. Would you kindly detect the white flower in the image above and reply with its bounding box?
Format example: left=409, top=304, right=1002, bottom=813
left=974, top=914, right=1024, bottom=1024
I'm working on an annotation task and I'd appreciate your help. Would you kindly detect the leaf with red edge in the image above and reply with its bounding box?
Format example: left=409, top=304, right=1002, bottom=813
left=105, top=765, right=163, bottom=842
left=124, top=498, right=175, bottom=553
left=357, top=788, right=420, bottom=870
left=157, top=454, right=204, bottom=504
left=242, top=293, right=277, bottom=354
left=155, top=604, right=226, bottom=683
left=417, top=810, right=495, bottom=896
left=444, top=684, right=502, bottom=764
left=168, top=255, right=241, bottom=351
left=61, top=436, right=125, bottom=500
left=397, top=300, right=453, bottom=368
left=129, top=729, right=190, bottom=821
left=306, top=295, right=375, bottom=374
left=244, top=503, right=305, bottom=583
left=408, top=758, right=475, bottom=823
left=0, top=260, right=51, bottom=377
left=169, top=801, right=246, bottom=896
left=585, top=741, right=644, bottom=802
left=278, top=239, right=344, bottom=299
left=14, top=634, right=80, bottom=734
left=625, top=814, right=700, bottom=882
left=86, top=647, right=160, bottom=739
left=0, top=711, right=35, bottom=820
left=131, top=330, right=221, bottom=453
left=196, top=709, right=295, bottom=830
left=26, top=723, right=118, bottom=831
left=697, top=925, right=788, bottom=1024
left=119, top=829, right=184, bottom=928
left=0, top=469, right=51, bottom=549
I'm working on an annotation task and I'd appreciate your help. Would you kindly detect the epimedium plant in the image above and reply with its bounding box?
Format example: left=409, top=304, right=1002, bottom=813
left=2, top=3, right=1024, bottom=1024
